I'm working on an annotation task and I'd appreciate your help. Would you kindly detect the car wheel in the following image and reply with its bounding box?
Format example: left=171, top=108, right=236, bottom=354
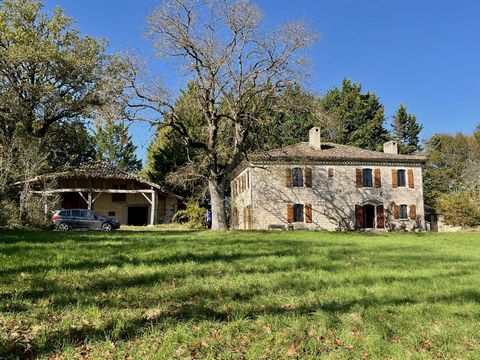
left=57, top=223, right=69, bottom=231
left=101, top=222, right=113, bottom=232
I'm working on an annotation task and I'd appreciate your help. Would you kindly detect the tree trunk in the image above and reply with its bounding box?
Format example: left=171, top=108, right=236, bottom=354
left=208, top=177, right=228, bottom=231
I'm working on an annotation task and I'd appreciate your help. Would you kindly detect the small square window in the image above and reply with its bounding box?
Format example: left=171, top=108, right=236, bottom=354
left=108, top=211, right=115, bottom=217
left=328, top=168, right=334, bottom=177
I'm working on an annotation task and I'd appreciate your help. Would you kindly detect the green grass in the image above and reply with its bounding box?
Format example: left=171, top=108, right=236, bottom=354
left=1, top=230, right=480, bottom=359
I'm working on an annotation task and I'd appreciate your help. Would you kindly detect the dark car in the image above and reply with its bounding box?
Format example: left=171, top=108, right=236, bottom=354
left=51, top=209, right=120, bottom=231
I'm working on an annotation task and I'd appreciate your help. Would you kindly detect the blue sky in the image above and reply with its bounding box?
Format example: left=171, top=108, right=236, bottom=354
left=43, top=0, right=480, bottom=162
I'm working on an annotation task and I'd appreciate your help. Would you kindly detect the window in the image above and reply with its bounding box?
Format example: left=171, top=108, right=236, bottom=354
left=399, top=204, right=408, bottom=219
left=362, top=169, right=373, bottom=187
left=292, top=168, right=304, bottom=187
left=397, top=170, right=406, bottom=187
left=293, top=204, right=304, bottom=222
left=328, top=168, right=334, bottom=177
left=71, top=209, right=80, bottom=217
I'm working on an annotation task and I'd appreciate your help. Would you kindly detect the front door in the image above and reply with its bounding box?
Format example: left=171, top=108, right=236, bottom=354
left=364, top=204, right=375, bottom=228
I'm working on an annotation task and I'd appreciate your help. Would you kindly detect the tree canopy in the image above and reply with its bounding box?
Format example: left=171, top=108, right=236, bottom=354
left=320, top=79, right=390, bottom=151
left=392, top=104, right=423, bottom=154
left=0, top=0, right=112, bottom=143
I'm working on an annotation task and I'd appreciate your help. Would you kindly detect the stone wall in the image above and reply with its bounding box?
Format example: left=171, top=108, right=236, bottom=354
left=231, top=163, right=425, bottom=231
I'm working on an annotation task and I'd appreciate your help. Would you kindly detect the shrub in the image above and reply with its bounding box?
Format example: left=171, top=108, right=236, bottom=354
left=437, top=190, right=480, bottom=227
left=172, top=201, right=206, bottom=229
left=0, top=198, right=21, bottom=229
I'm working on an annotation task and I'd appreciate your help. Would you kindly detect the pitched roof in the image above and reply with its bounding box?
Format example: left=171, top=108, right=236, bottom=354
left=249, top=142, right=427, bottom=164
left=17, top=161, right=183, bottom=200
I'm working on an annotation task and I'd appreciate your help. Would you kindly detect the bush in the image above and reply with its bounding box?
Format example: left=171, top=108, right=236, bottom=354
left=172, top=201, right=206, bottom=229
left=437, top=190, right=480, bottom=227
left=0, top=198, right=21, bottom=229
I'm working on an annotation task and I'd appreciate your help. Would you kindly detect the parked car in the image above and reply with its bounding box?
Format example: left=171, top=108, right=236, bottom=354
left=51, top=209, right=120, bottom=231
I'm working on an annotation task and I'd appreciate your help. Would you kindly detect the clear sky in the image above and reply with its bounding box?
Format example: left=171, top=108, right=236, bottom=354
left=42, top=0, right=480, bottom=162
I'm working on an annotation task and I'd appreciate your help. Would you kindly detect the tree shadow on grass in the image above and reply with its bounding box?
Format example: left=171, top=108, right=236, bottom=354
left=2, top=231, right=480, bottom=358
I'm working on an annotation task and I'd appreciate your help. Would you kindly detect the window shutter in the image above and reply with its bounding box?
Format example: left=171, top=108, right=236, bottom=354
left=392, top=169, right=398, bottom=188
left=409, top=204, right=416, bottom=220
left=287, top=204, right=293, bottom=223
left=374, top=168, right=381, bottom=188
left=356, top=168, right=362, bottom=188
left=305, top=204, right=312, bottom=223
left=393, top=204, right=399, bottom=219
left=305, top=168, right=312, bottom=188
left=376, top=204, right=385, bottom=229
left=285, top=168, right=292, bottom=187
left=408, top=169, right=414, bottom=188
left=355, top=205, right=364, bottom=229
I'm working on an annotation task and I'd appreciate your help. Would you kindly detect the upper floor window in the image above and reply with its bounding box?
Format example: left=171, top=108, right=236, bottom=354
left=397, top=169, right=406, bottom=187
left=399, top=204, right=408, bottom=219
left=362, top=168, right=373, bottom=187
left=293, top=204, right=304, bottom=222
left=292, top=167, right=304, bottom=187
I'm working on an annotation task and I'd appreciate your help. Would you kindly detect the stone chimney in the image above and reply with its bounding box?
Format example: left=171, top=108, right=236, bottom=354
left=383, top=140, right=398, bottom=154
left=309, top=127, right=321, bottom=149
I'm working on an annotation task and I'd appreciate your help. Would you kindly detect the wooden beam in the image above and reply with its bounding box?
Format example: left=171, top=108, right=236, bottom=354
left=78, top=192, right=88, bottom=205
left=150, top=192, right=156, bottom=226
left=29, top=188, right=156, bottom=195
left=140, top=192, right=153, bottom=205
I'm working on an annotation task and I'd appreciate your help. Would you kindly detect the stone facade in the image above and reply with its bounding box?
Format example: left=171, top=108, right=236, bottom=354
left=231, top=129, right=426, bottom=231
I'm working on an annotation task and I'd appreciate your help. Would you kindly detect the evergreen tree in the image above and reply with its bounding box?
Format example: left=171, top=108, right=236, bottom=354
left=392, top=104, right=423, bottom=154
left=94, top=121, right=142, bottom=172
left=320, top=79, right=391, bottom=150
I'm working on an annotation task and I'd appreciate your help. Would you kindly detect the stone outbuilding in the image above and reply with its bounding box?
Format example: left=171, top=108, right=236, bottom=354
left=231, top=127, right=427, bottom=231
left=22, top=161, right=183, bottom=226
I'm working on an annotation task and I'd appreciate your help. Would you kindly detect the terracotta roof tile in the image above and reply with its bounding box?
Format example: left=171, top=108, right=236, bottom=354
left=19, top=161, right=183, bottom=199
left=249, top=142, right=426, bottom=164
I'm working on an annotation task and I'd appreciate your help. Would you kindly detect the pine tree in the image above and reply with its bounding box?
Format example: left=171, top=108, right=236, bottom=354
left=392, top=104, right=423, bottom=154
left=320, top=79, right=391, bottom=150
left=94, top=121, right=142, bottom=172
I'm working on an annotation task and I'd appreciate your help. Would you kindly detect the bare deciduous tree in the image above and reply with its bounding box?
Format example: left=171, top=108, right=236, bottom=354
left=123, top=0, right=319, bottom=230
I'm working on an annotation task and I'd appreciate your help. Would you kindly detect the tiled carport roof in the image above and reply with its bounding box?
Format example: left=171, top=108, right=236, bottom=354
left=17, top=161, right=183, bottom=200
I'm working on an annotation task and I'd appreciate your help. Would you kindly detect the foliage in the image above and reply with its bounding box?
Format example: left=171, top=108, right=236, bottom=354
left=320, top=79, right=391, bottom=151
left=43, top=120, right=96, bottom=171
left=0, top=198, right=21, bottom=228
left=423, top=131, right=479, bottom=206
left=392, top=104, right=423, bottom=154
left=93, top=121, right=142, bottom=172
left=2, top=230, right=480, bottom=358
left=172, top=201, right=206, bottom=229
left=0, top=0, right=111, bottom=143
left=437, top=190, right=480, bottom=227
left=250, top=84, right=321, bottom=150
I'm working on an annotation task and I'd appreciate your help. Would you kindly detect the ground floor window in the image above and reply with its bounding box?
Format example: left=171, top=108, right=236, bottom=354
left=293, top=204, right=304, bottom=222
left=399, top=204, right=408, bottom=219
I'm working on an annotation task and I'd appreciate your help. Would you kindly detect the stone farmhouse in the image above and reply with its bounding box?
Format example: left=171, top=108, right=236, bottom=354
left=21, top=161, right=183, bottom=226
left=231, top=127, right=426, bottom=231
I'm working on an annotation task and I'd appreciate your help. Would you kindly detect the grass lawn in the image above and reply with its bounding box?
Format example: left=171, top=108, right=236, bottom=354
left=1, top=230, right=480, bottom=359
